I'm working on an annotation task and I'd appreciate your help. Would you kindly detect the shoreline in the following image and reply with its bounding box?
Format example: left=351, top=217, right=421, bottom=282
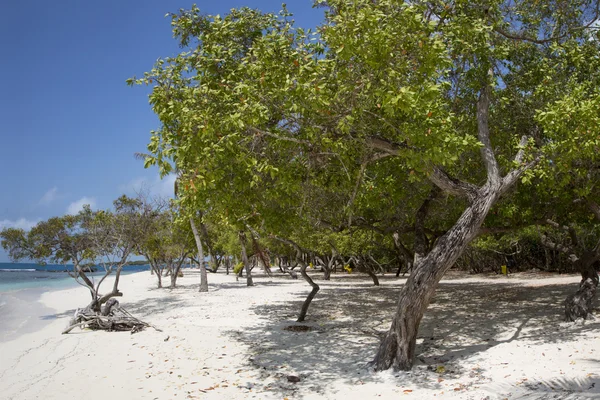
left=0, top=270, right=598, bottom=399
left=0, top=275, right=82, bottom=343
left=0, top=269, right=152, bottom=342
left=0, top=287, right=60, bottom=343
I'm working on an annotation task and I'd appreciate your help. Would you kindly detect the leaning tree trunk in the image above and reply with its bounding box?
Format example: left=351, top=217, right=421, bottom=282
left=366, top=266, right=380, bottom=286
left=565, top=255, right=599, bottom=321
left=369, top=78, right=536, bottom=371
left=297, top=261, right=320, bottom=322
left=190, top=217, right=209, bottom=292
left=371, top=190, right=500, bottom=371
left=239, top=231, right=254, bottom=286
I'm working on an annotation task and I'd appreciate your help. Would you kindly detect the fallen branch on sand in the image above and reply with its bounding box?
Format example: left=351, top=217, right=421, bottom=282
left=62, top=299, right=161, bottom=334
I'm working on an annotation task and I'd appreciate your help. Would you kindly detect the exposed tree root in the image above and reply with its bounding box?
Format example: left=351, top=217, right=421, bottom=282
left=62, top=299, right=161, bottom=334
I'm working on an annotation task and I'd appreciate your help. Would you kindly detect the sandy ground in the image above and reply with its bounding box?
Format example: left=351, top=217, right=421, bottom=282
left=0, top=269, right=598, bottom=400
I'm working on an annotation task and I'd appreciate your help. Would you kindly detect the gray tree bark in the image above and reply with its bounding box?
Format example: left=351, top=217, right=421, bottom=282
left=239, top=231, right=254, bottom=286
left=190, top=217, right=208, bottom=292
left=371, top=190, right=501, bottom=370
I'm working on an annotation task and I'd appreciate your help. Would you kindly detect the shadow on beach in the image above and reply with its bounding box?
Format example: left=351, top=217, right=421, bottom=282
left=222, top=272, right=600, bottom=397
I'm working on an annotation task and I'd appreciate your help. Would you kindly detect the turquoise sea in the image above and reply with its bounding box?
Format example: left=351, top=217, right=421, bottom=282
left=0, top=262, right=150, bottom=342
left=0, top=262, right=150, bottom=292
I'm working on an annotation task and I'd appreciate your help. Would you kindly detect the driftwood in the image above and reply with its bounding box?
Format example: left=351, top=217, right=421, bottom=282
left=62, top=299, right=160, bottom=334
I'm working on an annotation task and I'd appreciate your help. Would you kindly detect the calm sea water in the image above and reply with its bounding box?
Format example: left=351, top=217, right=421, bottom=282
left=0, top=262, right=150, bottom=292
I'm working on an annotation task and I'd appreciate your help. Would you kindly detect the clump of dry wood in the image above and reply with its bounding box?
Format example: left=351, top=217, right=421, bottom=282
left=62, top=298, right=160, bottom=334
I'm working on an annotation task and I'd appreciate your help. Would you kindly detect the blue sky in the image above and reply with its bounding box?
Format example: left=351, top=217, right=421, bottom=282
left=0, top=0, right=323, bottom=262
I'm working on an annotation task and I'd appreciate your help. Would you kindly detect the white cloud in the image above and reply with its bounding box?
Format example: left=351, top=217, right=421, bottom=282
left=156, top=175, right=177, bottom=198
left=66, top=197, right=97, bottom=215
left=120, top=174, right=176, bottom=199
left=0, top=218, right=39, bottom=231
left=38, top=187, right=58, bottom=205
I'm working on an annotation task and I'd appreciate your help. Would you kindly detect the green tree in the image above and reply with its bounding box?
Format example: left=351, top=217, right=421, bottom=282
left=133, top=0, right=600, bottom=370
left=1, top=196, right=155, bottom=332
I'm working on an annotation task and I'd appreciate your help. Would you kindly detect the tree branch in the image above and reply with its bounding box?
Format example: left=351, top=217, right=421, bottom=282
left=346, top=153, right=389, bottom=226
left=502, top=136, right=541, bottom=189
left=249, top=127, right=312, bottom=146
left=477, top=77, right=501, bottom=185
left=366, top=137, right=402, bottom=156
left=414, top=187, right=440, bottom=259
left=429, top=167, right=479, bottom=202
left=493, top=7, right=600, bottom=46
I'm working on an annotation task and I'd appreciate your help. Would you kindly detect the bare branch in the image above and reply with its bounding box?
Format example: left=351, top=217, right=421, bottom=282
left=514, top=135, right=529, bottom=164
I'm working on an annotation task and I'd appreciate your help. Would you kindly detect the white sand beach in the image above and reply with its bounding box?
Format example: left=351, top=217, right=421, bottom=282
left=0, top=270, right=599, bottom=399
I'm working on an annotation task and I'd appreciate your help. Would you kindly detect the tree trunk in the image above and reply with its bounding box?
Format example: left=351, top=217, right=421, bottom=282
left=198, top=220, right=216, bottom=272
left=393, top=232, right=413, bottom=277
left=170, top=264, right=177, bottom=288
left=251, top=235, right=273, bottom=276
left=413, top=188, right=439, bottom=264
left=324, top=251, right=336, bottom=280
left=368, top=79, right=536, bottom=371
left=371, top=190, right=500, bottom=371
left=239, top=231, right=254, bottom=286
left=297, top=262, right=320, bottom=322
left=366, top=268, right=380, bottom=286
left=565, top=255, right=599, bottom=321
left=147, top=258, right=163, bottom=288
left=190, top=217, right=208, bottom=292
left=169, top=257, right=186, bottom=289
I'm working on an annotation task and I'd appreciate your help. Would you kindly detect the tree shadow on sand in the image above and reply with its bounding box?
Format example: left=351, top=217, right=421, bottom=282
left=226, top=273, right=600, bottom=397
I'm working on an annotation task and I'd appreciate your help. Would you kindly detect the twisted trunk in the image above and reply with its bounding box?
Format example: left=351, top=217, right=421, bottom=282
left=297, top=262, right=320, bottom=322
left=370, top=79, right=536, bottom=371
left=372, top=189, right=500, bottom=371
